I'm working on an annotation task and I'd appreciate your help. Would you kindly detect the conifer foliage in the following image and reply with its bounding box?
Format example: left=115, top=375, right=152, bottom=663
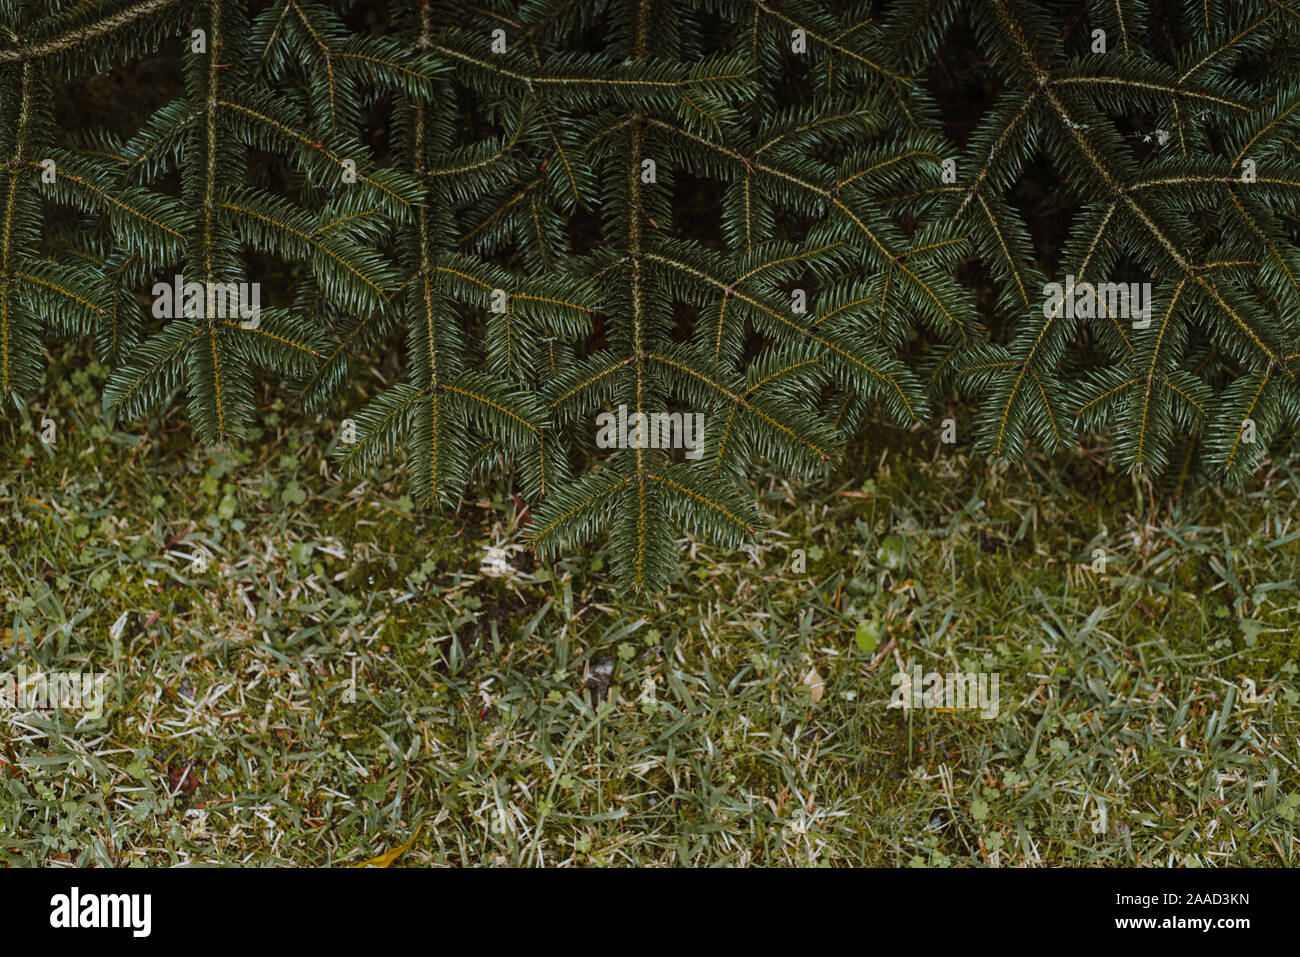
left=2, top=1, right=1298, bottom=589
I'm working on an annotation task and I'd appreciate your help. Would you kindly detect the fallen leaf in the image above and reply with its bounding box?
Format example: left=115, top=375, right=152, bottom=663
left=353, top=823, right=423, bottom=868
left=803, top=667, right=824, bottom=703
left=165, top=759, right=201, bottom=797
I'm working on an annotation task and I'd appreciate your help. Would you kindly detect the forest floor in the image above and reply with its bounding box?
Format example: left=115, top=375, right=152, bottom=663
left=2, top=355, right=1299, bottom=865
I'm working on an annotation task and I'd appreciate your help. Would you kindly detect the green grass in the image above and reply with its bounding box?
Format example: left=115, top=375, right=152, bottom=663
left=2, top=357, right=1298, bottom=866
